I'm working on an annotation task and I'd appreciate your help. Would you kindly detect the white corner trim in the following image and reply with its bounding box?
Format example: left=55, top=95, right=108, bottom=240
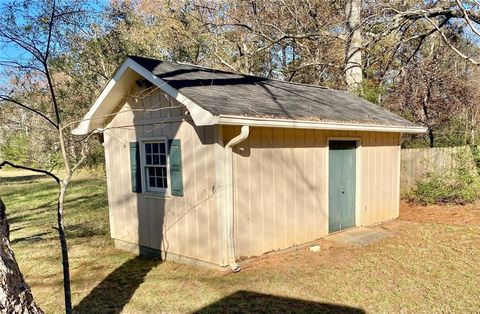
left=72, top=58, right=215, bottom=135
left=215, top=115, right=427, bottom=134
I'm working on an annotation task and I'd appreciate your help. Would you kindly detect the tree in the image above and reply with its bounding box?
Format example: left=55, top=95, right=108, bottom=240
left=344, top=0, right=363, bottom=91
left=0, top=1, right=98, bottom=312
left=0, top=198, right=43, bottom=313
left=385, top=41, right=480, bottom=147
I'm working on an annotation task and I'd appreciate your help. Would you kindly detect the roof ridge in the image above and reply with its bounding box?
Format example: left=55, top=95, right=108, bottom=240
left=130, top=56, right=336, bottom=91
left=176, top=61, right=333, bottom=90
left=266, top=77, right=332, bottom=90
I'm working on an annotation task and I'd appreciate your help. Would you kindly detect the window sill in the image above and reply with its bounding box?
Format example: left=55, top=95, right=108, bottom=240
left=141, top=192, right=172, bottom=200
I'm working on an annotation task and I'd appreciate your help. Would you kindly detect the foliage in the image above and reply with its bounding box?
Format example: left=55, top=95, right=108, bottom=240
left=384, top=43, right=480, bottom=148
left=0, top=132, right=29, bottom=165
left=0, top=131, right=61, bottom=169
left=410, top=149, right=480, bottom=204
left=354, top=79, right=387, bottom=104
left=469, top=145, right=480, bottom=176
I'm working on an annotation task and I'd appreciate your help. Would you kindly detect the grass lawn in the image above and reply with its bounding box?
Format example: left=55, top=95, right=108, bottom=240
left=0, top=171, right=479, bottom=313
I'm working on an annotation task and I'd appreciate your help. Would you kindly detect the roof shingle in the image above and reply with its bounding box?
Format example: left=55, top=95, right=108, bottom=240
left=129, top=56, right=415, bottom=127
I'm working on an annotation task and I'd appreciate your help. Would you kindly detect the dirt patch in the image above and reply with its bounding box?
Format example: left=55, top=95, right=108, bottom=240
left=399, top=201, right=480, bottom=225
left=239, top=239, right=361, bottom=272
left=241, top=202, right=480, bottom=272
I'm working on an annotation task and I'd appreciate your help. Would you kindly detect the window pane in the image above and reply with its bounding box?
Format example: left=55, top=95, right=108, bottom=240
left=143, top=141, right=168, bottom=192
left=156, top=177, right=163, bottom=187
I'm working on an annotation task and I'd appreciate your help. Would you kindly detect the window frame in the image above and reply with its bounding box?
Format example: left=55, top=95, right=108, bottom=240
left=139, top=137, right=170, bottom=195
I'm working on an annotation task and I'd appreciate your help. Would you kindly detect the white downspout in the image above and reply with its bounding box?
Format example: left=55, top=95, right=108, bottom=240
left=224, top=125, right=249, bottom=272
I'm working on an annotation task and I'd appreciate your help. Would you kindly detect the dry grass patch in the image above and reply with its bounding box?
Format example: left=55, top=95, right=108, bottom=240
left=400, top=201, right=480, bottom=225
left=0, top=174, right=479, bottom=313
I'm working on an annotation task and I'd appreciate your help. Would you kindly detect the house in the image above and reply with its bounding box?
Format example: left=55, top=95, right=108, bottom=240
left=73, top=56, right=426, bottom=271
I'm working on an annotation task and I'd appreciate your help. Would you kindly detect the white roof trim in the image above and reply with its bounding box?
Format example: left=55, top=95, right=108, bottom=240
left=215, top=115, right=427, bottom=134
left=72, top=58, right=215, bottom=135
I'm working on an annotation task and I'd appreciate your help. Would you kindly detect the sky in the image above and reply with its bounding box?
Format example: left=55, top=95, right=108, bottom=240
left=0, top=0, right=107, bottom=84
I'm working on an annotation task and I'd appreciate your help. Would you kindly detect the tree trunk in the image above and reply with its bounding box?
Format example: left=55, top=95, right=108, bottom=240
left=0, top=198, right=43, bottom=314
left=56, top=182, right=72, bottom=314
left=344, top=0, right=363, bottom=91
left=57, top=128, right=73, bottom=314
left=428, top=128, right=435, bottom=148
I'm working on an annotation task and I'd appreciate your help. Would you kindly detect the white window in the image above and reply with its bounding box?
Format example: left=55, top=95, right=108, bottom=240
left=141, top=140, right=168, bottom=193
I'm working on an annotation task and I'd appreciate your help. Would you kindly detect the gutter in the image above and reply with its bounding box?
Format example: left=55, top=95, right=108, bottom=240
left=215, top=115, right=427, bottom=134
left=224, top=125, right=250, bottom=272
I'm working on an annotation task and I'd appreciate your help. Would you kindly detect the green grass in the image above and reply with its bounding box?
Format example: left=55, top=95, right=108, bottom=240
left=0, top=172, right=479, bottom=313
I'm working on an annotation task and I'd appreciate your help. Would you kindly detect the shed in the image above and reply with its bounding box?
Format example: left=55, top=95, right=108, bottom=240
left=73, top=56, right=426, bottom=271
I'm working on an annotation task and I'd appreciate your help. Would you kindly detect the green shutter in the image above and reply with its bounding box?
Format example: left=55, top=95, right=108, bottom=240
left=129, top=142, right=142, bottom=193
left=168, top=139, right=183, bottom=196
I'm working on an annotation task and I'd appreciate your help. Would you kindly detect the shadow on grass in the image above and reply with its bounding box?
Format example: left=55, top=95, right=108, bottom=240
left=73, top=256, right=161, bottom=314
left=0, top=174, right=48, bottom=185
left=10, top=232, right=48, bottom=244
left=194, top=290, right=365, bottom=314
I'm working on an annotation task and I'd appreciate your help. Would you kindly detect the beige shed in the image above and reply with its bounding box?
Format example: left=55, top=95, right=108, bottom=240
left=73, top=56, right=426, bottom=271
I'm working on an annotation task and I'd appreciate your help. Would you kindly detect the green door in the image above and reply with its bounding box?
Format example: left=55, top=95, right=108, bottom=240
left=328, top=140, right=356, bottom=233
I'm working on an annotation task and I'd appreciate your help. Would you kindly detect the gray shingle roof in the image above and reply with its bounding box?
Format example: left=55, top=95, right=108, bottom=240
left=129, top=56, right=415, bottom=127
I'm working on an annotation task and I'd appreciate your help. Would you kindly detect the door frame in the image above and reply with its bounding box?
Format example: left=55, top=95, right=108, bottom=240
left=325, top=137, right=362, bottom=233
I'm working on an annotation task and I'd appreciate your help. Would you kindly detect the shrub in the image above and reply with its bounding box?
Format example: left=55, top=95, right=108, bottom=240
left=0, top=132, right=29, bottom=164
left=410, top=148, right=480, bottom=204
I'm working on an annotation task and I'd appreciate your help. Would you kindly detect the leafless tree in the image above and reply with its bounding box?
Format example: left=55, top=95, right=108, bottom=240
left=0, top=1, right=94, bottom=312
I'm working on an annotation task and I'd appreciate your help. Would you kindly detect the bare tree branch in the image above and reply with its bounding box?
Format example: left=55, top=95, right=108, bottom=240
left=44, top=0, right=56, bottom=61
left=0, top=95, right=59, bottom=128
left=0, top=161, right=60, bottom=184
left=423, top=13, right=480, bottom=65
left=455, top=0, right=480, bottom=37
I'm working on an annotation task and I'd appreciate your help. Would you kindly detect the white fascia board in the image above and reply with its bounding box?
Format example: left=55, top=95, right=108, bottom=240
left=71, top=61, right=131, bottom=135
left=127, top=59, right=215, bottom=126
left=72, top=58, right=215, bottom=135
left=216, top=115, right=427, bottom=134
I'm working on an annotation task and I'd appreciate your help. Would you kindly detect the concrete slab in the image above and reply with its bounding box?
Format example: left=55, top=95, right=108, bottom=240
left=325, top=227, right=394, bottom=246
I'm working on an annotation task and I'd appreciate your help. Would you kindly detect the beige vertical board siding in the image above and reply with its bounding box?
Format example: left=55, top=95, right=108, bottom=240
left=250, top=127, right=265, bottom=255
left=272, top=128, right=286, bottom=250
left=103, top=88, right=220, bottom=265
left=284, top=128, right=296, bottom=247
left=231, top=128, right=401, bottom=258
left=359, top=132, right=400, bottom=226
left=262, top=128, right=275, bottom=252
left=295, top=129, right=306, bottom=245
left=232, top=129, right=248, bottom=258
left=104, top=129, right=118, bottom=240
left=314, top=130, right=327, bottom=237
left=304, top=129, right=316, bottom=243
left=395, top=135, right=401, bottom=218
